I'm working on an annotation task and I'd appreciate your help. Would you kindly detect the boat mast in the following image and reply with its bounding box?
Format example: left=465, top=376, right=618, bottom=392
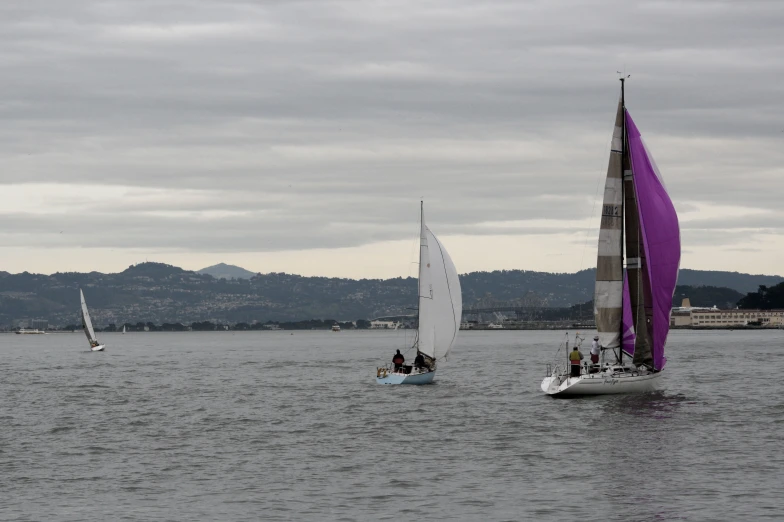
left=619, top=77, right=626, bottom=365
left=416, top=200, right=424, bottom=353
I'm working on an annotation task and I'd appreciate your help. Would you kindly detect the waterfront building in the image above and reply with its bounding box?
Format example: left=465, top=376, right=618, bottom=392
left=689, top=309, right=784, bottom=327
left=370, top=320, right=399, bottom=329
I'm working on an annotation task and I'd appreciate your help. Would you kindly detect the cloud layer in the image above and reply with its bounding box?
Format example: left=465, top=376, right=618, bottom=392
left=2, top=0, right=783, bottom=276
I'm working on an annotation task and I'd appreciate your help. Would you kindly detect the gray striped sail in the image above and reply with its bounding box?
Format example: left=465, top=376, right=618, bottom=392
left=594, top=102, right=624, bottom=349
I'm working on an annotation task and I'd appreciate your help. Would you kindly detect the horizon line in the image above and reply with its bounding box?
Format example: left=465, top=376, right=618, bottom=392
left=1, top=261, right=782, bottom=280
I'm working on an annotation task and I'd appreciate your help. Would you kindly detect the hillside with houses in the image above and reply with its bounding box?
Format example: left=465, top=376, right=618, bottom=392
left=0, top=262, right=780, bottom=329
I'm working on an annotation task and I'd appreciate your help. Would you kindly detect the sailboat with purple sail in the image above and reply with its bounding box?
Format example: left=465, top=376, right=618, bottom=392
left=541, top=79, right=680, bottom=397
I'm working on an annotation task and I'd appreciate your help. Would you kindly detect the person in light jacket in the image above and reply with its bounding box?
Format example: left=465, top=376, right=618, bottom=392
left=590, top=336, right=601, bottom=364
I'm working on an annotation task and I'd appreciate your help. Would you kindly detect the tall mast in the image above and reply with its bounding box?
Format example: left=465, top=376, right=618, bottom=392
left=416, top=200, right=424, bottom=351
left=619, top=77, right=626, bottom=365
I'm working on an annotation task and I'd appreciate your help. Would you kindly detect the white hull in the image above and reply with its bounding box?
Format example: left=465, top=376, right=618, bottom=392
left=90, top=344, right=106, bottom=352
left=376, top=368, right=435, bottom=385
left=541, top=367, right=662, bottom=397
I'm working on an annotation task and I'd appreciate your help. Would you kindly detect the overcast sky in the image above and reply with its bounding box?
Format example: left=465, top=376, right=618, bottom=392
left=2, top=0, right=783, bottom=278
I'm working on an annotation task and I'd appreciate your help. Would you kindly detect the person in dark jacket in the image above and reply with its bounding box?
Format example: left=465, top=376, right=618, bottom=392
left=392, top=349, right=405, bottom=370
left=414, top=352, right=425, bottom=370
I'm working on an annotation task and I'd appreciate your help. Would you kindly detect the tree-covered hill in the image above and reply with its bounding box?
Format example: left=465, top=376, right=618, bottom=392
left=197, top=263, right=257, bottom=280
left=738, top=283, right=784, bottom=310
left=676, top=269, right=782, bottom=294
left=0, top=263, right=780, bottom=327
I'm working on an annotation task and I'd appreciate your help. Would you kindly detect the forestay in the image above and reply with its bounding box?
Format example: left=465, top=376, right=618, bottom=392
left=417, top=210, right=462, bottom=361
left=621, top=271, right=636, bottom=356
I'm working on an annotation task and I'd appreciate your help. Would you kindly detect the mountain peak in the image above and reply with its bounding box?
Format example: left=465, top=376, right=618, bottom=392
left=121, top=262, right=184, bottom=277
left=198, top=263, right=257, bottom=280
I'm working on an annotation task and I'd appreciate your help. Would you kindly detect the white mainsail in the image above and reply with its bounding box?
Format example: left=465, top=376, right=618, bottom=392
left=416, top=205, right=462, bottom=361
left=80, top=289, right=98, bottom=345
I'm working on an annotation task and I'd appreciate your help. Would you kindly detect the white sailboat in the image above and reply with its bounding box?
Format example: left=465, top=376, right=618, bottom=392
left=541, top=79, right=680, bottom=397
left=80, top=289, right=105, bottom=352
left=122, top=325, right=126, bottom=334
left=376, top=202, right=462, bottom=385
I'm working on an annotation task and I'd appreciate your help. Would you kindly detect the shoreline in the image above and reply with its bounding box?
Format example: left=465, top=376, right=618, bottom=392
left=4, top=325, right=782, bottom=334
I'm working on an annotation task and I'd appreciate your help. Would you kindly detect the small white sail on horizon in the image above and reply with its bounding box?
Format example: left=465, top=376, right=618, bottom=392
left=80, top=289, right=105, bottom=352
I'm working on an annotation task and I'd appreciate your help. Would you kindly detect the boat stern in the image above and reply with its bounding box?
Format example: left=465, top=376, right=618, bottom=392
left=541, top=373, right=567, bottom=395
left=376, top=367, right=435, bottom=385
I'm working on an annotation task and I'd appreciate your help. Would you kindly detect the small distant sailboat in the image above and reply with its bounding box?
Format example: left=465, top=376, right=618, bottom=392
left=122, top=325, right=126, bottom=334
left=80, top=289, right=105, bottom=352
left=541, top=79, right=680, bottom=396
left=376, top=202, right=462, bottom=385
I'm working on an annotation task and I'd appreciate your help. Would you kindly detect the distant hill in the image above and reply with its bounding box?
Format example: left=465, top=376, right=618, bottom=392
left=0, top=263, right=781, bottom=328
left=677, top=269, right=782, bottom=294
left=197, top=263, right=257, bottom=280
left=672, top=285, right=745, bottom=309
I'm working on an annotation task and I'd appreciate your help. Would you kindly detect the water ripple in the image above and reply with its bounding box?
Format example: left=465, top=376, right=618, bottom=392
left=1, top=330, right=782, bottom=520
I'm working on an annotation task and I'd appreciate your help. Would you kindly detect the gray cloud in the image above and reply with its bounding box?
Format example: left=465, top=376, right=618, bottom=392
left=1, top=0, right=783, bottom=272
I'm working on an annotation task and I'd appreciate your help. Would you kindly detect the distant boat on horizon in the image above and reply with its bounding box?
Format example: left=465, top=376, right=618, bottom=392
left=331, top=324, right=340, bottom=332
left=80, top=289, right=105, bottom=352
left=122, top=325, right=126, bottom=334
left=541, top=79, right=680, bottom=397
left=15, top=328, right=46, bottom=335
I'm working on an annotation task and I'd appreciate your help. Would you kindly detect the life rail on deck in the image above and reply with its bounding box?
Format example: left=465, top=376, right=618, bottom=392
left=546, top=360, right=646, bottom=379
left=377, top=363, right=433, bottom=377
left=544, top=331, right=650, bottom=379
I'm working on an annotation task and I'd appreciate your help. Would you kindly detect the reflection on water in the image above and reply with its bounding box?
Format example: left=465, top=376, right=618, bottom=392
left=602, top=390, right=690, bottom=419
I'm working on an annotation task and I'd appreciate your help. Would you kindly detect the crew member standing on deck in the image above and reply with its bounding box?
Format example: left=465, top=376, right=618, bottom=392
left=569, top=346, right=584, bottom=377
left=590, top=336, right=601, bottom=364
left=392, top=349, right=405, bottom=371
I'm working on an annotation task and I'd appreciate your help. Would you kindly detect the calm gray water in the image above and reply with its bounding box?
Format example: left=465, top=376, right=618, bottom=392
left=1, top=329, right=782, bottom=521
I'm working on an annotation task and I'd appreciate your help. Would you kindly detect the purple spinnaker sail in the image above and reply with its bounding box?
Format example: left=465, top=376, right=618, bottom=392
left=625, top=112, right=681, bottom=371
left=622, top=271, right=636, bottom=357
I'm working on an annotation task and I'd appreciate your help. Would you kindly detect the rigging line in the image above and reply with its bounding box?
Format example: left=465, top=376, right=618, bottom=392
left=579, top=139, right=611, bottom=272
left=408, top=210, right=420, bottom=279
left=402, top=207, right=421, bottom=351
left=637, top=209, right=644, bottom=353
left=627, top=127, right=646, bottom=358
